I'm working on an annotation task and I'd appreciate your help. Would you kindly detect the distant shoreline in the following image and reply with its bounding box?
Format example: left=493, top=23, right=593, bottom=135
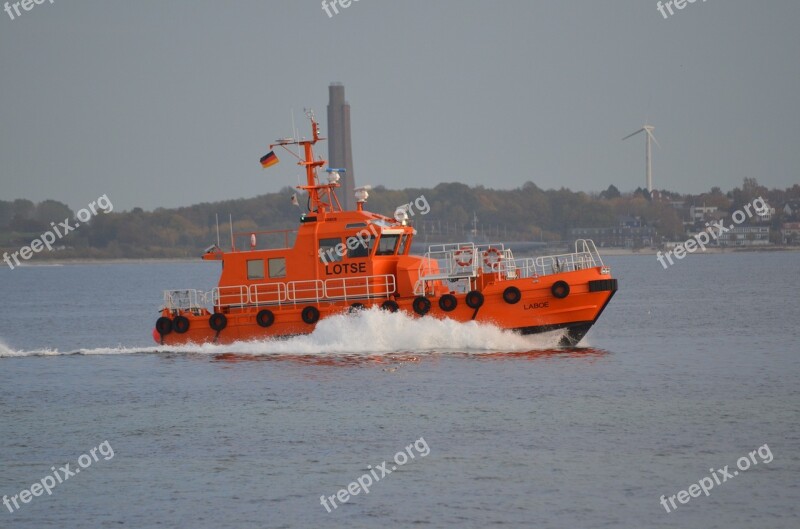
left=6, top=246, right=797, bottom=267
left=598, top=246, right=800, bottom=256
left=13, top=258, right=200, bottom=267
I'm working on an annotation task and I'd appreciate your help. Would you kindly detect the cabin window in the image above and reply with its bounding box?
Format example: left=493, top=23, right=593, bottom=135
left=346, top=235, right=373, bottom=258
left=398, top=234, right=410, bottom=255
left=247, top=259, right=264, bottom=280
left=376, top=234, right=400, bottom=255
left=268, top=257, right=286, bottom=278
left=319, top=238, right=343, bottom=263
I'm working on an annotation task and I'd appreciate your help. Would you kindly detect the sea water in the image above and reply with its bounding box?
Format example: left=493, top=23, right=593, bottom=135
left=1, top=252, right=798, bottom=528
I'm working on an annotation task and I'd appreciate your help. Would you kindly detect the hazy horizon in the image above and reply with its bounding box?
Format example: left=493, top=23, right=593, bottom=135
left=0, top=178, right=784, bottom=215
left=2, top=1, right=798, bottom=212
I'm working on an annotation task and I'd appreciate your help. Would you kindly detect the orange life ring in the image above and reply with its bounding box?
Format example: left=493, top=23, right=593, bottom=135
left=453, top=246, right=473, bottom=267
left=483, top=248, right=503, bottom=270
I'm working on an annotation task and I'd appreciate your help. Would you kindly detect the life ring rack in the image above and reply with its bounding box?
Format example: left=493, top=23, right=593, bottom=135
left=453, top=246, right=473, bottom=267
left=483, top=247, right=503, bottom=270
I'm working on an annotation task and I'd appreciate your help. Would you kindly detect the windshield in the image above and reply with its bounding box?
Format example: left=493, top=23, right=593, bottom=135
left=376, top=234, right=400, bottom=255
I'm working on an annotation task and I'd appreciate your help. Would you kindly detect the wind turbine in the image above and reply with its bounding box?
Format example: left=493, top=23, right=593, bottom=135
left=623, top=124, right=660, bottom=193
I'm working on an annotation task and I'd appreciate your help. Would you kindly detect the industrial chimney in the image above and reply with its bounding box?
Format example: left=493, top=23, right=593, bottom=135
left=327, top=83, right=356, bottom=210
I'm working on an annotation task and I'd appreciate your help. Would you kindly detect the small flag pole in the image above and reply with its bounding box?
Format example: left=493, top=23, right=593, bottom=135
left=215, top=214, right=220, bottom=248
left=291, top=109, right=301, bottom=158
left=229, top=214, right=234, bottom=251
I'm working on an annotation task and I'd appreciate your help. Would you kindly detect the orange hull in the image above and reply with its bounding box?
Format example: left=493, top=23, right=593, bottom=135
left=156, top=267, right=616, bottom=347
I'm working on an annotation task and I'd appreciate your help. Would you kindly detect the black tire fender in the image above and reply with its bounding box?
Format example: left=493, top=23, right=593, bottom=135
left=439, top=294, right=458, bottom=312
left=209, top=313, right=228, bottom=332
left=465, top=290, right=484, bottom=309
left=301, top=306, right=320, bottom=324
left=381, top=300, right=399, bottom=312
left=173, top=315, right=190, bottom=334
left=503, top=286, right=522, bottom=304
left=551, top=281, right=570, bottom=299
left=155, top=317, right=173, bottom=336
left=412, top=296, right=431, bottom=315
left=256, top=309, right=275, bottom=328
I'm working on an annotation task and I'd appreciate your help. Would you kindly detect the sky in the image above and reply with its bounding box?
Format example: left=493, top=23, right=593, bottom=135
left=1, top=0, right=798, bottom=212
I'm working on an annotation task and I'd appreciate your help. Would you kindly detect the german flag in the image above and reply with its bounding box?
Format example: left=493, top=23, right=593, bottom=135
left=260, top=150, right=279, bottom=168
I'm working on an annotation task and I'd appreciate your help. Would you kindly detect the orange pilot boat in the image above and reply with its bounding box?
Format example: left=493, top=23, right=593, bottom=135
left=153, top=113, right=617, bottom=347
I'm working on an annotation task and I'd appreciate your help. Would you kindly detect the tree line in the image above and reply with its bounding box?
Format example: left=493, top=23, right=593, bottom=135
left=1, top=179, right=798, bottom=259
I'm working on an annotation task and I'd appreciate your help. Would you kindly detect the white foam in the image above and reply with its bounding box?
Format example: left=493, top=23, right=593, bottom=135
left=0, top=338, right=61, bottom=358
left=0, top=308, right=565, bottom=358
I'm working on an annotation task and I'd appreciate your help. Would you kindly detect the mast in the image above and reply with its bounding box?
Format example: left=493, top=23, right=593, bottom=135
left=271, top=110, right=343, bottom=215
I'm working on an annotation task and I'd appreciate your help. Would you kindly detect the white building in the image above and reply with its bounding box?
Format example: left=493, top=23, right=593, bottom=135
left=717, top=226, right=770, bottom=247
left=782, top=222, right=800, bottom=245
left=754, top=203, right=775, bottom=223
left=689, top=205, right=718, bottom=222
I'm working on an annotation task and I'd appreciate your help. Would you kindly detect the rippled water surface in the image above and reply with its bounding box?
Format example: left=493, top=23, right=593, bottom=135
left=1, top=253, right=798, bottom=528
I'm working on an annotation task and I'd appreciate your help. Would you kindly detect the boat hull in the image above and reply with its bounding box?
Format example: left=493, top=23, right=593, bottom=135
left=155, top=267, right=617, bottom=347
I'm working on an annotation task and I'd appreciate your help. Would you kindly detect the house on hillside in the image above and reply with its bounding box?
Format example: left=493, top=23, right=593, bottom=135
left=754, top=201, right=775, bottom=223
left=783, top=201, right=800, bottom=220
left=716, top=226, right=770, bottom=247
left=781, top=222, right=800, bottom=245
left=689, top=205, right=718, bottom=222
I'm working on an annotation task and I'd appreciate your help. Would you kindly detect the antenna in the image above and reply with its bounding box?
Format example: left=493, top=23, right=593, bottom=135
left=215, top=213, right=220, bottom=247
left=229, top=213, right=234, bottom=251
left=290, top=108, right=301, bottom=158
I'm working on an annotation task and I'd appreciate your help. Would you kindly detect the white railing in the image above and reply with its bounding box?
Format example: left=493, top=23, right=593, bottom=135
left=325, top=274, right=396, bottom=301
left=419, top=243, right=513, bottom=278
left=534, top=239, right=604, bottom=275
left=251, top=282, right=287, bottom=306
left=214, top=285, right=250, bottom=307
left=163, top=289, right=210, bottom=311
left=286, top=280, right=325, bottom=302
left=165, top=274, right=397, bottom=311
left=413, top=239, right=607, bottom=294
left=498, top=257, right=537, bottom=279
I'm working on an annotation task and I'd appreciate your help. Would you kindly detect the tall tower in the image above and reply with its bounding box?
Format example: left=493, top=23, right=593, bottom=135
left=327, top=83, right=356, bottom=210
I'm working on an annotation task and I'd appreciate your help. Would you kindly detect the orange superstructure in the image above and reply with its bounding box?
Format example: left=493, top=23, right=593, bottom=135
left=153, top=112, right=617, bottom=347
